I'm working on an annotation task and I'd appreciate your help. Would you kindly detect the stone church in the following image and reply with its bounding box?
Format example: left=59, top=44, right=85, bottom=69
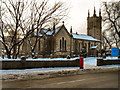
left=20, top=7, right=102, bottom=58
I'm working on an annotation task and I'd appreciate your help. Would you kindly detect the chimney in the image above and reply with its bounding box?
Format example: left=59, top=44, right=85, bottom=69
left=70, top=26, right=72, bottom=35
left=76, top=32, right=78, bottom=35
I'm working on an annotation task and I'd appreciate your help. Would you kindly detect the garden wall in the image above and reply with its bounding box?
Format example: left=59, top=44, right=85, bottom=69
left=97, top=58, right=120, bottom=66
left=1, top=59, right=80, bottom=69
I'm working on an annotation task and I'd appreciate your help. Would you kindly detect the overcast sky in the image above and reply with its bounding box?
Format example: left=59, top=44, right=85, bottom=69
left=59, top=0, right=119, bottom=35
left=0, top=0, right=119, bottom=35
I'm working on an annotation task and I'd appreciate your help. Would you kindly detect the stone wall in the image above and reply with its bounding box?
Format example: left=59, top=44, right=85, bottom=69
left=54, top=26, right=71, bottom=56
left=97, top=58, right=120, bottom=66
left=1, top=59, right=80, bottom=69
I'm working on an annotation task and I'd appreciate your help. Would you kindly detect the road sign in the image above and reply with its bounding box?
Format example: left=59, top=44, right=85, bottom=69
left=111, top=48, right=119, bottom=56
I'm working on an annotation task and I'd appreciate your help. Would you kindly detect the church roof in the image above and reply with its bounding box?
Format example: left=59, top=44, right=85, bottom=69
left=90, top=45, right=98, bottom=49
left=33, top=26, right=62, bottom=36
left=72, top=33, right=100, bottom=42
left=42, top=26, right=62, bottom=35
left=34, top=25, right=100, bottom=42
left=34, top=32, right=43, bottom=36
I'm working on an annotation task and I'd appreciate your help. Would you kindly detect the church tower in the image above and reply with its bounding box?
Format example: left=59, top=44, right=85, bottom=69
left=87, top=7, right=102, bottom=40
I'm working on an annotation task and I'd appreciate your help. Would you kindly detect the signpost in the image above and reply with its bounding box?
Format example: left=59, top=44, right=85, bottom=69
left=111, top=48, right=119, bottom=56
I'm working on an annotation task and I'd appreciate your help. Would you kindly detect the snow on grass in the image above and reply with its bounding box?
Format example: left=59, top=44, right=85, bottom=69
left=1, top=67, right=80, bottom=75
left=84, top=57, right=120, bottom=67
left=84, top=57, right=97, bottom=66
left=0, top=57, right=80, bottom=61
left=98, top=65, right=120, bottom=67
left=0, top=58, right=21, bottom=61
left=104, top=57, right=119, bottom=60
left=27, top=57, right=79, bottom=61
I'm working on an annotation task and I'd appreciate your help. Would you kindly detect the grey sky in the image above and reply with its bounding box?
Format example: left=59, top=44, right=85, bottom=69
left=1, top=0, right=119, bottom=35
left=60, top=0, right=119, bottom=35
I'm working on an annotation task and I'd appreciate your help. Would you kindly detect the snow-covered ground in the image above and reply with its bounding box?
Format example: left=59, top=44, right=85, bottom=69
left=0, top=57, right=79, bottom=61
left=84, top=57, right=120, bottom=68
left=104, top=57, right=119, bottom=60
left=84, top=57, right=97, bottom=66
left=1, top=67, right=79, bottom=75
left=1, top=57, right=119, bottom=73
left=1, top=57, right=119, bottom=81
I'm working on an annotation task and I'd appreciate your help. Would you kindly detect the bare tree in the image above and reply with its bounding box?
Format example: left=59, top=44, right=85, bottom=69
left=0, top=0, right=68, bottom=58
left=102, top=1, right=120, bottom=48
left=0, top=0, right=38, bottom=58
left=26, top=0, right=68, bottom=58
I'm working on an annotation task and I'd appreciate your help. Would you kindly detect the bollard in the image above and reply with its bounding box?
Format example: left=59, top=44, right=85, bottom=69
left=80, top=57, right=84, bottom=69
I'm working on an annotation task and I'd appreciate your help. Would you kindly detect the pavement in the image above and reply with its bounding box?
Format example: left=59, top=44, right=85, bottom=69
left=1, top=57, right=120, bottom=89
left=2, top=70, right=119, bottom=88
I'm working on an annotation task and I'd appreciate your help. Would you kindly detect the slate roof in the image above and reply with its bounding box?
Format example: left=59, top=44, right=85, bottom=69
left=42, top=26, right=62, bottom=35
left=34, top=25, right=100, bottom=42
left=90, top=45, right=98, bottom=49
left=72, top=33, right=100, bottom=42
left=34, top=32, right=43, bottom=36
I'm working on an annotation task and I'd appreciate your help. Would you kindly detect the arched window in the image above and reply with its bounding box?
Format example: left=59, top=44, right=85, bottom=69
left=60, top=40, right=61, bottom=50
left=60, top=37, right=66, bottom=51
left=79, top=43, right=80, bottom=52
left=91, top=44, right=93, bottom=47
left=65, top=40, right=66, bottom=51
left=62, top=37, right=64, bottom=51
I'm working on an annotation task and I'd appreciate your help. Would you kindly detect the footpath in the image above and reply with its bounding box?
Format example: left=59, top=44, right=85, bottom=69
left=1, top=64, right=119, bottom=81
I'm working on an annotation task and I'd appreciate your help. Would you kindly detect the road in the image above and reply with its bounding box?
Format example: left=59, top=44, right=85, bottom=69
left=2, top=71, right=119, bottom=88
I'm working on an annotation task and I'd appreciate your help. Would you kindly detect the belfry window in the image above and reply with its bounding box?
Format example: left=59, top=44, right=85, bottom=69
left=60, top=37, right=66, bottom=51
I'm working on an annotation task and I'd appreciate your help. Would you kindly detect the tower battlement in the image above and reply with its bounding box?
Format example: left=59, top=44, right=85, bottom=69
left=87, top=7, right=102, bottom=40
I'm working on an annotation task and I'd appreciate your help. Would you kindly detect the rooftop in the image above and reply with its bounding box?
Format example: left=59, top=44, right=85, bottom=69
left=72, top=33, right=100, bottom=42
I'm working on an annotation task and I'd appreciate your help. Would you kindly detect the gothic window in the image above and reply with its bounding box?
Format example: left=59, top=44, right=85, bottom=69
left=38, top=38, right=40, bottom=51
left=91, top=44, right=93, bottom=47
left=79, top=43, right=80, bottom=52
left=65, top=40, right=66, bottom=51
left=60, top=37, right=66, bottom=51
left=84, top=43, right=87, bottom=49
left=62, top=37, right=64, bottom=51
left=60, top=40, right=61, bottom=50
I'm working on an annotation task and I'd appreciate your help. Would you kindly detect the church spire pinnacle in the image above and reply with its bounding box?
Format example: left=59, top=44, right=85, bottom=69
left=53, top=22, right=55, bottom=34
left=99, top=8, right=101, bottom=16
left=88, top=9, right=90, bottom=17
left=62, top=21, right=64, bottom=25
left=70, top=26, right=72, bottom=35
left=93, top=6, right=96, bottom=17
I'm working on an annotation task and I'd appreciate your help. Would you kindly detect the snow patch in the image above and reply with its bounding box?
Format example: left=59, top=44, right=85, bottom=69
left=104, top=57, right=119, bottom=60
left=26, top=57, right=79, bottom=61
left=0, top=57, right=80, bottom=61
left=72, top=33, right=100, bottom=41
left=84, top=57, right=97, bottom=66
